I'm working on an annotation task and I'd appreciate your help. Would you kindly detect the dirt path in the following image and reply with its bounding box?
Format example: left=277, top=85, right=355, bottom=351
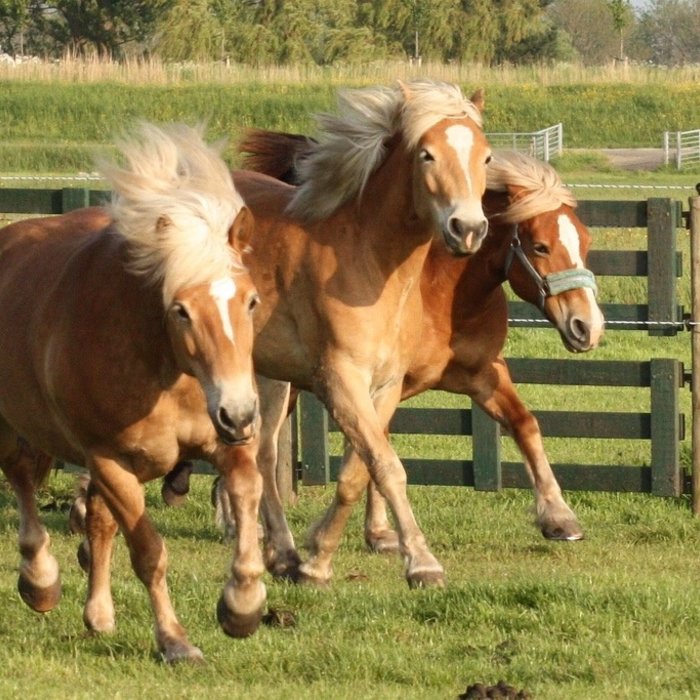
left=569, top=148, right=667, bottom=171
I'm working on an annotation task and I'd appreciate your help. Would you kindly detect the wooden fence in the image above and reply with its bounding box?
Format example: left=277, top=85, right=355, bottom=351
left=297, top=197, right=690, bottom=499
left=0, top=189, right=693, bottom=503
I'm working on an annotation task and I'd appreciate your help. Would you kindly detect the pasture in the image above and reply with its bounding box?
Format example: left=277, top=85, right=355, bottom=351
left=1, top=63, right=700, bottom=698
left=3, top=476, right=700, bottom=699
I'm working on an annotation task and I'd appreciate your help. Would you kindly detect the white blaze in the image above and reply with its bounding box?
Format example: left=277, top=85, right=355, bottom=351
left=209, top=277, right=237, bottom=342
left=445, top=124, right=475, bottom=195
left=557, top=214, right=583, bottom=268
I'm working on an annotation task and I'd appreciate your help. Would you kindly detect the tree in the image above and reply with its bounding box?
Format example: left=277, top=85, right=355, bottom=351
left=607, top=0, right=632, bottom=59
left=548, top=0, right=633, bottom=64
left=155, top=0, right=224, bottom=61
left=635, top=0, right=700, bottom=65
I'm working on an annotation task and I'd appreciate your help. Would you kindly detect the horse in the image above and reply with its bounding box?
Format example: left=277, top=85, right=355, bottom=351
left=181, top=129, right=604, bottom=583
left=0, top=123, right=262, bottom=663
left=74, top=79, right=490, bottom=598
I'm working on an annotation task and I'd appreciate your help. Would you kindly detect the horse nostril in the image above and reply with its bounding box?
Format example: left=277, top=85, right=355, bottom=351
left=218, top=406, right=235, bottom=430
left=448, top=217, right=465, bottom=240
left=479, top=218, right=489, bottom=238
left=569, top=317, right=590, bottom=344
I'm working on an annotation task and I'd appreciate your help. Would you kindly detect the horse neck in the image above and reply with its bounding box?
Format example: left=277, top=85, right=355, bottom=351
left=357, top=136, right=434, bottom=271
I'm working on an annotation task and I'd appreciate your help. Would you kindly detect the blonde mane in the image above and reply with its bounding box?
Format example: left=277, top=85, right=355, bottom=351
left=99, top=123, right=246, bottom=306
left=289, top=79, right=483, bottom=222
left=486, top=150, right=577, bottom=224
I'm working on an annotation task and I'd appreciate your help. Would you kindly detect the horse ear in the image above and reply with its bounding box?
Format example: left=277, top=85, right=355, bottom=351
left=398, top=79, right=413, bottom=100
left=469, top=88, right=485, bottom=114
left=229, top=206, right=255, bottom=253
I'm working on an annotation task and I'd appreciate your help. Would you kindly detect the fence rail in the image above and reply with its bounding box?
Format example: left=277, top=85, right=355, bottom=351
left=486, top=123, right=563, bottom=162
left=663, top=129, right=700, bottom=170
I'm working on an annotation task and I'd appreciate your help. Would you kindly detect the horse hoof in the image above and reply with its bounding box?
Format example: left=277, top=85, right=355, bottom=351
left=77, top=540, right=90, bottom=572
left=18, top=573, right=61, bottom=612
left=406, top=569, right=446, bottom=589
left=294, top=567, right=331, bottom=588
left=543, top=527, right=584, bottom=542
left=365, top=530, right=400, bottom=554
left=216, top=595, right=263, bottom=638
left=161, top=641, right=205, bottom=664
left=266, top=551, right=303, bottom=581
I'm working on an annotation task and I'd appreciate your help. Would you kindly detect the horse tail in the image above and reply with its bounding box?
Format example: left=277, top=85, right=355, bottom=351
left=238, top=129, right=314, bottom=186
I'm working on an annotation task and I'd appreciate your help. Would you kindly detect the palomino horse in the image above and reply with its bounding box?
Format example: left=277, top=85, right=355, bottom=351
left=0, top=124, right=262, bottom=663
left=190, top=131, right=604, bottom=583
left=79, top=79, right=491, bottom=592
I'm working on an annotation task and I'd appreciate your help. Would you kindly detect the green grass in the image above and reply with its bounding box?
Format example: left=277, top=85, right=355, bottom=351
left=1, top=80, right=700, bottom=175
left=3, top=474, right=700, bottom=699
left=1, top=69, right=698, bottom=697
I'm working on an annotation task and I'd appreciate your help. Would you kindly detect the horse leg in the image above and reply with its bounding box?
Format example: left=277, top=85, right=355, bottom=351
left=161, top=460, right=195, bottom=507
left=88, top=456, right=203, bottom=663
left=82, top=482, right=119, bottom=633
left=214, top=437, right=267, bottom=639
left=474, top=361, right=582, bottom=540
left=364, top=480, right=399, bottom=554
left=255, top=376, right=301, bottom=578
left=0, top=431, right=61, bottom=612
left=300, top=372, right=444, bottom=588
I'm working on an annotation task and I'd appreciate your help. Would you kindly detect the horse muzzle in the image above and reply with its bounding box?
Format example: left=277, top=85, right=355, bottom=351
left=443, top=216, right=489, bottom=256
left=213, top=399, right=259, bottom=445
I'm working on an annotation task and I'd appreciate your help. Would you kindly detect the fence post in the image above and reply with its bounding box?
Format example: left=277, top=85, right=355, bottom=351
left=676, top=131, right=682, bottom=170
left=650, top=358, right=683, bottom=496
left=690, top=192, right=700, bottom=514
left=298, top=392, right=330, bottom=485
left=646, top=198, right=678, bottom=337
left=472, top=404, right=501, bottom=490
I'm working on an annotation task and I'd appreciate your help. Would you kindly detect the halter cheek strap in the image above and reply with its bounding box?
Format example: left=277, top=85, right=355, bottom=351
left=504, top=225, right=598, bottom=311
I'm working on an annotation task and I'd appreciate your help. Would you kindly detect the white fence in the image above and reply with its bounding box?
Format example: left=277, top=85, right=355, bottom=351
left=486, top=123, right=563, bottom=162
left=663, top=129, right=700, bottom=169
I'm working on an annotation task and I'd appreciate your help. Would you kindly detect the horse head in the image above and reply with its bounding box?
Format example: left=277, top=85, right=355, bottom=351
left=104, top=123, right=261, bottom=443
left=502, top=183, right=605, bottom=353
left=165, top=207, right=260, bottom=444
left=401, top=82, right=491, bottom=256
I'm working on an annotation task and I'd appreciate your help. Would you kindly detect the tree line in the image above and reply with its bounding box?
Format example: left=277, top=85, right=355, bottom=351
left=0, top=0, right=699, bottom=66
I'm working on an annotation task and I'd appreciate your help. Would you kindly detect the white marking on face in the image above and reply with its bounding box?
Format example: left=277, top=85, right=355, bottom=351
left=557, top=214, right=583, bottom=268
left=209, top=277, right=237, bottom=343
left=445, top=124, right=475, bottom=195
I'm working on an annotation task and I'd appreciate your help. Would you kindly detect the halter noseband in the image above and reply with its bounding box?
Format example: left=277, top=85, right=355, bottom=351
left=503, top=225, right=598, bottom=311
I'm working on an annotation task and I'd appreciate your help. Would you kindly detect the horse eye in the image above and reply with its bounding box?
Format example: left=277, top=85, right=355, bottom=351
left=485, top=154, right=492, bottom=165
left=247, top=293, right=260, bottom=314
left=419, top=149, right=435, bottom=163
left=533, top=243, right=550, bottom=256
left=172, top=303, right=191, bottom=322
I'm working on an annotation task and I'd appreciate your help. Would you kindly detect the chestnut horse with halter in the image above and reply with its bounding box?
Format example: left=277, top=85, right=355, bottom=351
left=0, top=124, right=261, bottom=662
left=188, top=129, right=604, bottom=584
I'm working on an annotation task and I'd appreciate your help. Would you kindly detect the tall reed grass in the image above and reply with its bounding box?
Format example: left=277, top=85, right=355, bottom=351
left=3, top=54, right=700, bottom=87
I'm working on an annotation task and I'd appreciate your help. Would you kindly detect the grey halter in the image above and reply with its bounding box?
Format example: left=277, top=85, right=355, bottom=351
left=503, top=225, right=598, bottom=311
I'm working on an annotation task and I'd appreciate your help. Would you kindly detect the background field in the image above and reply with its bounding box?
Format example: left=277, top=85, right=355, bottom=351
left=1, top=63, right=700, bottom=699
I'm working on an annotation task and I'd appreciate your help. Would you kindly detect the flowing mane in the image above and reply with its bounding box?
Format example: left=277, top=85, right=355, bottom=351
left=289, top=79, right=483, bottom=222
left=99, top=123, right=246, bottom=306
left=486, top=150, right=577, bottom=224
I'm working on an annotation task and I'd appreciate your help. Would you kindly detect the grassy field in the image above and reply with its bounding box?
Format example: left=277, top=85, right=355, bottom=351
left=1, top=60, right=700, bottom=698
left=1, top=60, right=700, bottom=174
left=3, top=475, right=700, bottom=699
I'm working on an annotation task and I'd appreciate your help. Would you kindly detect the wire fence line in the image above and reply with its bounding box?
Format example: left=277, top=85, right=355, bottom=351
left=0, top=174, right=695, bottom=193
